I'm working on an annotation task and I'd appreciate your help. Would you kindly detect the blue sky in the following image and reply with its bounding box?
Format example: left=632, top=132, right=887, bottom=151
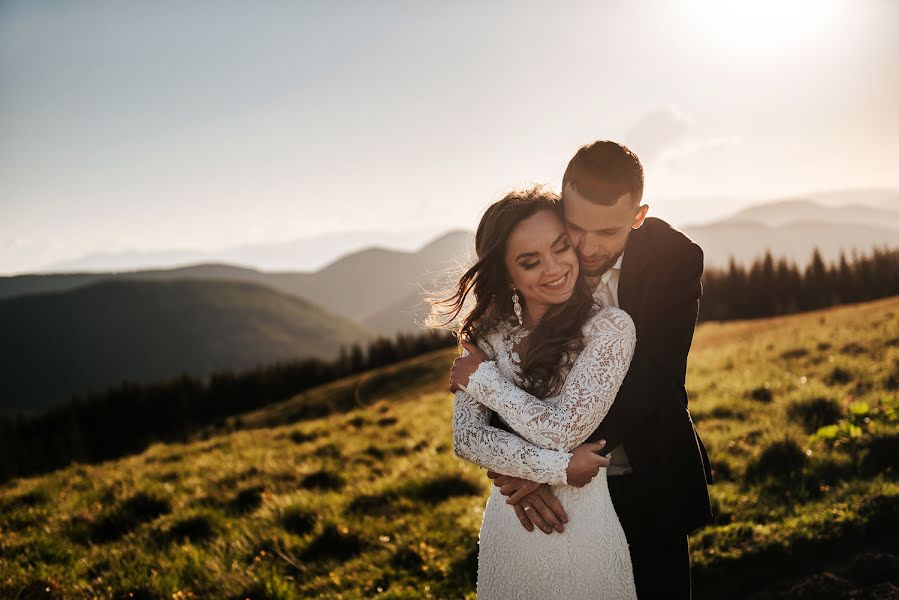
left=1, top=0, right=897, bottom=274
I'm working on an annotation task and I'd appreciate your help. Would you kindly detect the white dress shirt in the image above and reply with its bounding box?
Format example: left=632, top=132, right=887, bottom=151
left=590, top=250, right=633, bottom=476
left=592, top=251, right=624, bottom=309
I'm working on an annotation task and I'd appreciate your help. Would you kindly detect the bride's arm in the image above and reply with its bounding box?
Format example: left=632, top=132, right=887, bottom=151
left=452, top=389, right=573, bottom=485
left=462, top=307, right=636, bottom=452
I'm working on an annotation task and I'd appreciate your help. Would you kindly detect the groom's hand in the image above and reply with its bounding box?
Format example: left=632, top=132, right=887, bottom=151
left=486, top=470, right=568, bottom=534
left=566, top=440, right=610, bottom=487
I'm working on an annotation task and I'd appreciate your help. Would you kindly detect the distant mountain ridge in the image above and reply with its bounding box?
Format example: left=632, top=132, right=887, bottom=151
left=0, top=231, right=473, bottom=319
left=683, top=221, right=897, bottom=268
left=293, top=230, right=471, bottom=320
left=679, top=193, right=897, bottom=266
left=35, top=227, right=448, bottom=274
left=718, top=198, right=899, bottom=229
left=0, top=278, right=372, bottom=413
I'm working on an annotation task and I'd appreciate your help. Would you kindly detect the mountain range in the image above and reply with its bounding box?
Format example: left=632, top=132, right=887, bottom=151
left=680, top=194, right=898, bottom=267
left=0, top=230, right=472, bottom=322
left=1, top=191, right=896, bottom=413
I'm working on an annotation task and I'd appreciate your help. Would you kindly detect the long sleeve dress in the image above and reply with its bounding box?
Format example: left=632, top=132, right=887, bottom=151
left=452, top=305, right=639, bottom=599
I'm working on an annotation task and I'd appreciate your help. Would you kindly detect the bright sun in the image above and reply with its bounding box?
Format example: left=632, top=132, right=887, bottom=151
left=682, top=0, right=845, bottom=57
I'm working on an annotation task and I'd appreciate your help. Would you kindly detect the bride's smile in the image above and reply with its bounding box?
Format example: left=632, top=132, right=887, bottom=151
left=541, top=271, right=571, bottom=291
left=504, top=210, right=580, bottom=321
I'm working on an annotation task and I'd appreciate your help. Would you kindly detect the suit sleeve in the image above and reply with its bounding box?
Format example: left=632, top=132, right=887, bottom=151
left=587, top=240, right=703, bottom=451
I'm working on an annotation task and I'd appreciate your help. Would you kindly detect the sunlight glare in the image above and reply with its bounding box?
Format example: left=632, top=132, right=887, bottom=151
left=684, top=0, right=845, bottom=57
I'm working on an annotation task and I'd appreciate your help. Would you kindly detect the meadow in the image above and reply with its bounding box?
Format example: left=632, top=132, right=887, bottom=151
left=1, top=297, right=898, bottom=599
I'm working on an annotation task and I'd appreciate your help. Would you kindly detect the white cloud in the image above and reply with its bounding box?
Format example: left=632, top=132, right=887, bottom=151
left=623, top=105, right=690, bottom=164
left=660, top=136, right=744, bottom=170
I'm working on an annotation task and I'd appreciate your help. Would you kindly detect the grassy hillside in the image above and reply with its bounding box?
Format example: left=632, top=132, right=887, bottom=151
left=0, top=278, right=373, bottom=413
left=1, top=297, right=897, bottom=599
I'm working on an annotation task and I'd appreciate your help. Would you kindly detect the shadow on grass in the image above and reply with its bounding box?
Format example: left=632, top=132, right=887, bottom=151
left=300, top=522, right=369, bottom=563
left=227, top=485, right=266, bottom=515
left=66, top=491, right=172, bottom=544
left=826, top=366, right=853, bottom=386
left=346, top=473, right=482, bottom=516
left=0, top=489, right=48, bottom=512
left=288, top=429, right=320, bottom=444
left=0, top=578, right=67, bottom=600
left=861, top=432, right=899, bottom=477
left=693, top=493, right=899, bottom=599
left=299, top=470, right=346, bottom=491
left=747, top=386, right=774, bottom=403
left=154, top=513, right=219, bottom=545
left=281, top=505, right=318, bottom=536
left=786, top=397, right=842, bottom=434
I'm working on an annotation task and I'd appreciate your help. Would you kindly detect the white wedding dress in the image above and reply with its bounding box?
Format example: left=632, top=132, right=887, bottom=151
left=453, top=306, right=638, bottom=599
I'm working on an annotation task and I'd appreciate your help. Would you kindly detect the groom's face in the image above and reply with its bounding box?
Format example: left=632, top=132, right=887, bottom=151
left=561, top=182, right=648, bottom=277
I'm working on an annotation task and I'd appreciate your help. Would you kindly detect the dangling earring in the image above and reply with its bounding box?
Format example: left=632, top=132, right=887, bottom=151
left=512, top=288, right=523, bottom=326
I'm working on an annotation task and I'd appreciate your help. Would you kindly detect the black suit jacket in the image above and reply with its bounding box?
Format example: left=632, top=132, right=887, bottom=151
left=594, top=217, right=714, bottom=537
left=488, top=216, right=714, bottom=538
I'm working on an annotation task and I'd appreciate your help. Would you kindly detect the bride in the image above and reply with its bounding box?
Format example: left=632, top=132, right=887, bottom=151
left=429, top=186, right=638, bottom=599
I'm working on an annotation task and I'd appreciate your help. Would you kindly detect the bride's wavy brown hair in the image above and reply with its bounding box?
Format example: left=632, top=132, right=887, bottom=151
left=428, top=186, right=596, bottom=398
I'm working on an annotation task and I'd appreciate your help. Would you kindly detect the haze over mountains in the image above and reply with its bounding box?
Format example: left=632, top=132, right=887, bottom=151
left=17, top=188, right=897, bottom=279
left=36, top=227, right=448, bottom=274
left=2, top=191, right=896, bottom=414
left=0, top=230, right=472, bottom=321
left=719, top=198, right=899, bottom=228
left=682, top=195, right=899, bottom=267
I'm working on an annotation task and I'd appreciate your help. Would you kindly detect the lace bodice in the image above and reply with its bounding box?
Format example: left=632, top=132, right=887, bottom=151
left=452, top=306, right=637, bottom=486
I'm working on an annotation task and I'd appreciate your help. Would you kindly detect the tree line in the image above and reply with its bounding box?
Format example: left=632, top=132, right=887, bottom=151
left=0, top=330, right=455, bottom=483
left=699, top=247, right=898, bottom=322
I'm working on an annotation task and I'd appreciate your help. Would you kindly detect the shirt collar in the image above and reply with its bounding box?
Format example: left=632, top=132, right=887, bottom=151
left=599, top=251, right=625, bottom=285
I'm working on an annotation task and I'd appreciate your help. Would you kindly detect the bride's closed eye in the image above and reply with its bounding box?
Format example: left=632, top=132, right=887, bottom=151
left=519, top=240, right=572, bottom=270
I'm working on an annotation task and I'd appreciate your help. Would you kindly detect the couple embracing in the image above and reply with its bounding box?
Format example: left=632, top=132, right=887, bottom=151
left=429, top=141, right=714, bottom=599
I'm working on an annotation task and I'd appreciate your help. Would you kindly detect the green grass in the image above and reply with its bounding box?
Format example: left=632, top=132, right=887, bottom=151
left=1, top=297, right=898, bottom=599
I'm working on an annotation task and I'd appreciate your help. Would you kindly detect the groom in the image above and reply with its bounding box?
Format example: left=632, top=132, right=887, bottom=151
left=455, top=141, right=713, bottom=598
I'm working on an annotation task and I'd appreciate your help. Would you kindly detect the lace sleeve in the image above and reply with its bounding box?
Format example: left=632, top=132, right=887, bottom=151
left=463, top=307, right=636, bottom=452
left=450, top=334, right=573, bottom=485
left=452, top=390, right=573, bottom=485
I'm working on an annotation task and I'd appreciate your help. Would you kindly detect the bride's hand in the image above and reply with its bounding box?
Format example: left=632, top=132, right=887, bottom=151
left=565, top=440, right=609, bottom=487
left=449, top=340, right=488, bottom=392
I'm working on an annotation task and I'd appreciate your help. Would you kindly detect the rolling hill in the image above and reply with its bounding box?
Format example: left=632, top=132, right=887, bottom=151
left=0, top=231, right=473, bottom=326
left=0, top=297, right=897, bottom=598
left=284, top=230, right=471, bottom=321
left=0, top=278, right=373, bottom=414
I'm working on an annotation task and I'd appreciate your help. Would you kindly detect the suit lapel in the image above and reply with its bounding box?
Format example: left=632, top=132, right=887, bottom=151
left=618, top=223, right=651, bottom=315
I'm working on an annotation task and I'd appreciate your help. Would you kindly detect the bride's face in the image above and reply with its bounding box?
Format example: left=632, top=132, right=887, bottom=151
left=504, top=210, right=580, bottom=316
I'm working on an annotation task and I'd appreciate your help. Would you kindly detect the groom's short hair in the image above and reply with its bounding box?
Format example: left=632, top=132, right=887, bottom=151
left=562, top=141, right=644, bottom=206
